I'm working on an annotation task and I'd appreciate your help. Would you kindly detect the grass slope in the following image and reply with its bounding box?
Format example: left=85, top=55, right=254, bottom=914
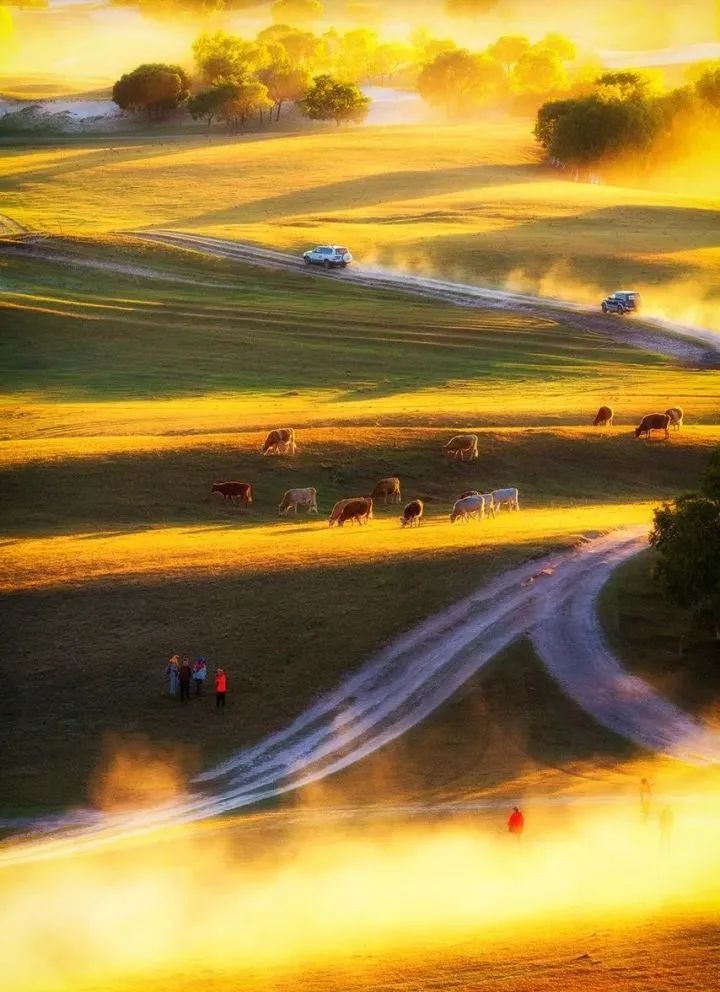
left=1, top=241, right=718, bottom=812
left=1, top=123, right=719, bottom=320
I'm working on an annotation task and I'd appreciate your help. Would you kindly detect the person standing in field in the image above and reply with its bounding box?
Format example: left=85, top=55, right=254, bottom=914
left=166, top=654, right=180, bottom=696
left=640, top=778, right=653, bottom=822
left=193, top=657, right=207, bottom=697
left=215, top=667, right=227, bottom=710
left=508, top=806, right=524, bottom=837
left=178, top=657, right=192, bottom=702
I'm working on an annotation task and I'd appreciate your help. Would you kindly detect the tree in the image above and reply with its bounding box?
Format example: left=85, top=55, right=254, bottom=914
left=112, top=63, right=190, bottom=122
left=538, top=33, right=577, bottom=63
left=594, top=71, right=652, bottom=102
left=258, top=62, right=311, bottom=120
left=258, top=25, right=324, bottom=70
left=486, top=35, right=530, bottom=69
left=650, top=448, right=720, bottom=637
left=192, top=31, right=269, bottom=84
left=696, top=65, right=720, bottom=106
left=215, top=78, right=273, bottom=130
left=533, top=92, right=662, bottom=165
left=417, top=48, right=504, bottom=116
left=335, top=28, right=380, bottom=83
left=186, top=85, right=229, bottom=127
left=271, top=0, right=324, bottom=26
left=299, top=74, right=370, bottom=125
left=512, top=49, right=568, bottom=97
left=370, top=42, right=412, bottom=85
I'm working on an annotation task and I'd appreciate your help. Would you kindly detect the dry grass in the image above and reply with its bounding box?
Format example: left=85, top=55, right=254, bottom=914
left=2, top=123, right=719, bottom=320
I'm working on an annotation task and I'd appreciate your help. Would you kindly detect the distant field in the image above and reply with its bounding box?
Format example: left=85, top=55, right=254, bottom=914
left=1, top=122, right=719, bottom=326
left=1, top=241, right=718, bottom=811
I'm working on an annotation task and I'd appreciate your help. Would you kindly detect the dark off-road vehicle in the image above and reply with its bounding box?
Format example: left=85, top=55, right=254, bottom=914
left=601, top=291, right=642, bottom=315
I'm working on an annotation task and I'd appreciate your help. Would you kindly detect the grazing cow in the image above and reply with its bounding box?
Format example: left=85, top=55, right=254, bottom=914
left=278, top=487, right=318, bottom=515
left=665, top=406, right=684, bottom=431
left=593, top=405, right=614, bottom=427
left=328, top=497, right=374, bottom=527
left=443, top=434, right=479, bottom=461
left=337, top=497, right=373, bottom=527
left=492, top=487, right=520, bottom=512
left=261, top=427, right=296, bottom=456
left=450, top=493, right=486, bottom=523
left=458, top=489, right=479, bottom=499
left=211, top=482, right=253, bottom=505
left=481, top=492, right=497, bottom=518
left=371, top=477, right=402, bottom=504
left=401, top=499, right=423, bottom=528
left=635, top=414, right=670, bottom=440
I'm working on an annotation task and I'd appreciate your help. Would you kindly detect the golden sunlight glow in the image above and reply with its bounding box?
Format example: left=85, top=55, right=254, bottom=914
left=2, top=767, right=720, bottom=992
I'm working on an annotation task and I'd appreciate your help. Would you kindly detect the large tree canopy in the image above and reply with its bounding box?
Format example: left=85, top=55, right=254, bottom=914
left=299, top=74, right=369, bottom=124
left=112, top=63, right=190, bottom=121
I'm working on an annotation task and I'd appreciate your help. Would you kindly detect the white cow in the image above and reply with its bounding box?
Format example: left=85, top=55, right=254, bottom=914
left=492, top=487, right=520, bottom=512
left=665, top=406, right=684, bottom=431
left=481, top=493, right=497, bottom=518
left=278, top=487, right=318, bottom=515
left=450, top=493, right=486, bottom=523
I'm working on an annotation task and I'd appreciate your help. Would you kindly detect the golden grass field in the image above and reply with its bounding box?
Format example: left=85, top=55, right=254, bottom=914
left=2, top=121, right=720, bottom=326
left=1, top=238, right=718, bottom=813
left=1, top=118, right=719, bottom=992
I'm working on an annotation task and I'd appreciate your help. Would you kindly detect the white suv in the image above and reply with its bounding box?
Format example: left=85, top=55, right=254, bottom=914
left=303, top=245, right=353, bottom=269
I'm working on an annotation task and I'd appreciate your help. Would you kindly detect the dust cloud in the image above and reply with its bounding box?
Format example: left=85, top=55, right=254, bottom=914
left=2, top=765, right=719, bottom=992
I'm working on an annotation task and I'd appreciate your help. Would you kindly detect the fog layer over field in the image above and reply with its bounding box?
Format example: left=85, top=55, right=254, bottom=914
left=3, top=763, right=720, bottom=991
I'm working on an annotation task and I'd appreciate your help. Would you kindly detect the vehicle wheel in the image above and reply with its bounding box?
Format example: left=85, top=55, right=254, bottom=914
left=323, top=259, right=331, bottom=270
left=617, top=306, right=625, bottom=315
left=340, top=261, right=347, bottom=268
left=304, top=257, right=310, bottom=265
left=601, top=303, right=608, bottom=314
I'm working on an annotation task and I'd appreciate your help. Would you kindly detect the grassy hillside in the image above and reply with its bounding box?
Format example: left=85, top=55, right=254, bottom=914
left=1, top=241, right=718, bottom=811
left=1, top=123, right=719, bottom=327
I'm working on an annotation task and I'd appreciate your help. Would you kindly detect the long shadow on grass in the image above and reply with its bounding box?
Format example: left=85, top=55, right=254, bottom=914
left=161, top=164, right=542, bottom=230
left=0, top=431, right=713, bottom=536
left=0, top=549, right=633, bottom=813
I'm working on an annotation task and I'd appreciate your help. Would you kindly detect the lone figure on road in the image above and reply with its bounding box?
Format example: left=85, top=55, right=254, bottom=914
left=508, top=806, right=524, bottom=836
left=215, top=668, right=227, bottom=710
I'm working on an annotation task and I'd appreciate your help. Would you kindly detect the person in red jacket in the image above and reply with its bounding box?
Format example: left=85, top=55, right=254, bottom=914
left=508, top=806, right=524, bottom=836
left=215, top=668, right=227, bottom=710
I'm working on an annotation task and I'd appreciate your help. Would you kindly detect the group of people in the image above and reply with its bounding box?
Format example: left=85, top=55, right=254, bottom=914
left=165, top=655, right=228, bottom=709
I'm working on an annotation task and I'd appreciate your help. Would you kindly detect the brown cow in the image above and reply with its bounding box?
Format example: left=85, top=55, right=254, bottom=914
left=400, top=499, right=423, bottom=528
left=211, top=482, right=253, bottom=505
left=458, top=489, right=479, bottom=499
left=665, top=406, right=684, bottom=431
left=337, top=497, right=373, bottom=527
left=593, top=405, right=614, bottom=427
left=328, top=498, right=374, bottom=527
left=261, top=427, right=296, bottom=456
left=443, top=434, right=479, bottom=461
left=371, top=477, right=402, bottom=504
left=635, top=413, right=671, bottom=440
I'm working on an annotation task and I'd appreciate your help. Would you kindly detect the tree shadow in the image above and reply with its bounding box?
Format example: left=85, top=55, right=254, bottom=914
left=161, top=164, right=542, bottom=230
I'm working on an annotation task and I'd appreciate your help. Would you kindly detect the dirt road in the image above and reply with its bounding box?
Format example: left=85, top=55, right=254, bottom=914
left=137, top=231, right=720, bottom=367
left=5, top=527, right=719, bottom=864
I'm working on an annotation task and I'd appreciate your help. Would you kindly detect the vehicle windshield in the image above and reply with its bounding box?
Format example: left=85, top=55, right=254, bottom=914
left=336, top=247, right=349, bottom=254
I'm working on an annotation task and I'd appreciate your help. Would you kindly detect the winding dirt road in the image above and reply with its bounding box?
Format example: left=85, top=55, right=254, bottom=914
left=4, top=527, right=719, bottom=865
left=137, top=231, right=720, bottom=367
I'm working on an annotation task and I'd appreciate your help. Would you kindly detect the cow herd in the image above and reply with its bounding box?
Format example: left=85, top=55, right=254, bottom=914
left=211, top=429, right=520, bottom=530
left=593, top=405, right=684, bottom=438
left=211, top=407, right=686, bottom=530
